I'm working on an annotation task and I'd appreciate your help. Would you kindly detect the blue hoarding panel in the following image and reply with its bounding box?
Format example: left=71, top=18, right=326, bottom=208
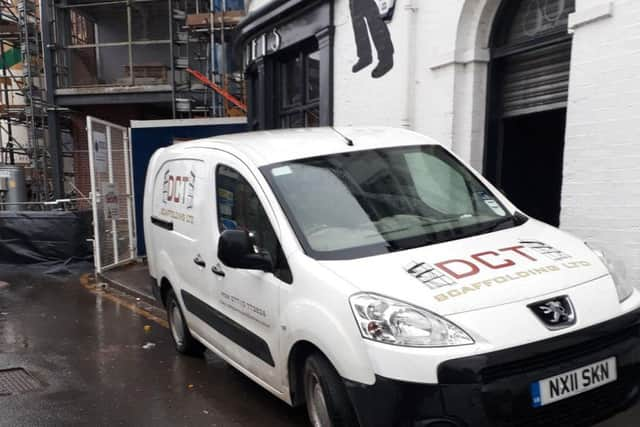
left=131, top=123, right=247, bottom=256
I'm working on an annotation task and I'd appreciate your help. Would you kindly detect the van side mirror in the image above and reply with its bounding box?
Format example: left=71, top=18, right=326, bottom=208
left=218, top=230, right=273, bottom=273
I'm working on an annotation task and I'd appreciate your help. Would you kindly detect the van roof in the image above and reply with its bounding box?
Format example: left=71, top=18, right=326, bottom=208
left=170, top=127, right=441, bottom=166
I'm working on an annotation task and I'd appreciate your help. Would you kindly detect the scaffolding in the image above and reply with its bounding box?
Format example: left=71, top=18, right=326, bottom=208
left=0, top=0, right=246, bottom=204
left=174, top=0, right=246, bottom=118
left=0, top=0, right=49, bottom=199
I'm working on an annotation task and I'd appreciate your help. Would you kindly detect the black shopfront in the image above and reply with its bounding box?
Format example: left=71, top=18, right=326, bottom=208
left=236, top=0, right=333, bottom=130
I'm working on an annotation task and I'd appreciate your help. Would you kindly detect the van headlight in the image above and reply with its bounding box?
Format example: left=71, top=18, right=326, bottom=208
left=349, top=293, right=474, bottom=347
left=589, top=245, right=634, bottom=302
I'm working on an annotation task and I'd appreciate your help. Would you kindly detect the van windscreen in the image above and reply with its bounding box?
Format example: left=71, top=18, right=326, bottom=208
left=261, top=145, right=520, bottom=260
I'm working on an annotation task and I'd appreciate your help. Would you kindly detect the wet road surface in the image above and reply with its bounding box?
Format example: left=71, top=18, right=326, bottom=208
left=0, top=267, right=307, bottom=426
left=0, top=266, right=638, bottom=426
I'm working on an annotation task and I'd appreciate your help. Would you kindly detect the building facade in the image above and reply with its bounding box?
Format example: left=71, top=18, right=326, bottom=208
left=238, top=0, right=640, bottom=286
left=1, top=0, right=247, bottom=202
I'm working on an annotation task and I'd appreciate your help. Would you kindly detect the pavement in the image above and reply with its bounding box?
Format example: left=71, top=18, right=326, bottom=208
left=0, top=264, right=638, bottom=426
left=99, top=260, right=157, bottom=306
left=0, top=265, right=306, bottom=426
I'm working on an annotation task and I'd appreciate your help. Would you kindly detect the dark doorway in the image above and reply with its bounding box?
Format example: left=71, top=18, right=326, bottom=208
left=485, top=0, right=575, bottom=227
left=501, top=109, right=566, bottom=226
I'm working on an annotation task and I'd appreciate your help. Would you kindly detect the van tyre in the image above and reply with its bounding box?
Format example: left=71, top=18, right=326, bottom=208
left=303, top=353, right=358, bottom=427
left=166, top=289, right=205, bottom=357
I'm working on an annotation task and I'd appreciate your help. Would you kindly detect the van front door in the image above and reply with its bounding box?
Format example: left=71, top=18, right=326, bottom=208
left=191, top=154, right=289, bottom=392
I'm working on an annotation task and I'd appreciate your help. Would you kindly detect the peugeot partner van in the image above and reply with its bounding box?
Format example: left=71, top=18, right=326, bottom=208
left=143, top=127, right=640, bottom=427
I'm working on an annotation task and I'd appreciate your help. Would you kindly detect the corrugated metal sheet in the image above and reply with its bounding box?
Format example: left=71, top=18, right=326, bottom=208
left=500, top=40, right=572, bottom=117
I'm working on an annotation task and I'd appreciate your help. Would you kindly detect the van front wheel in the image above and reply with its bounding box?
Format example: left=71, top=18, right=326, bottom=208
left=166, top=289, right=204, bottom=357
left=303, top=353, right=358, bottom=427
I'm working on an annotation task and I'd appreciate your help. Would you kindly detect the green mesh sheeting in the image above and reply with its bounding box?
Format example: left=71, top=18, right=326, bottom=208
left=0, top=47, right=21, bottom=69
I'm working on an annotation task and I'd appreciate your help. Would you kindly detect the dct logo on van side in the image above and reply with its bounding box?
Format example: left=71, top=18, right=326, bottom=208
left=162, top=169, right=195, bottom=209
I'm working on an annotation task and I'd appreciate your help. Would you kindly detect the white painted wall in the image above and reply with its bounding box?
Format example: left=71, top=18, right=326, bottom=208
left=332, top=0, right=495, bottom=170
left=562, top=0, right=640, bottom=285
left=333, top=0, right=412, bottom=131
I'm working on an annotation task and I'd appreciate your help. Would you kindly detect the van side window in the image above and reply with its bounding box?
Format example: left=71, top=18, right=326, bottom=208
left=216, top=165, right=292, bottom=283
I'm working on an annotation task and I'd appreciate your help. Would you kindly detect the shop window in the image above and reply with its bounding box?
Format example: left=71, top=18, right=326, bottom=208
left=277, top=46, right=320, bottom=129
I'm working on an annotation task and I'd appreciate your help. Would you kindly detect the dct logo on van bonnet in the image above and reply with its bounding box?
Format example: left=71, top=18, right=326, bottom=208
left=432, top=245, right=537, bottom=280
left=403, top=242, right=592, bottom=302
left=405, top=244, right=540, bottom=288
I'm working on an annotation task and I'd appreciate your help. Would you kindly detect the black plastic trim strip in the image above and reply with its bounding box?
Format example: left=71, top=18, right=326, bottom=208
left=181, top=290, right=275, bottom=367
left=151, top=216, right=173, bottom=231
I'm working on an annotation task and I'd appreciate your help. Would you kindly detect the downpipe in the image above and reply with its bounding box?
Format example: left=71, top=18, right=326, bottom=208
left=402, top=0, right=419, bottom=129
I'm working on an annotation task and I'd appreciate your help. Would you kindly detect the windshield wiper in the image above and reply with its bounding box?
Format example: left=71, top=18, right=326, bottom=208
left=369, top=215, right=461, bottom=237
left=476, top=212, right=528, bottom=235
left=368, top=227, right=410, bottom=237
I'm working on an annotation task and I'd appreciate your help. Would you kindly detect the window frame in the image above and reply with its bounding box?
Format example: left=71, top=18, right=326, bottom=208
left=214, top=163, right=293, bottom=283
left=274, top=40, right=321, bottom=129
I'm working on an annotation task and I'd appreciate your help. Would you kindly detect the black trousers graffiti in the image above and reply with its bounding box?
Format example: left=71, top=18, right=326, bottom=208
left=350, top=0, right=395, bottom=78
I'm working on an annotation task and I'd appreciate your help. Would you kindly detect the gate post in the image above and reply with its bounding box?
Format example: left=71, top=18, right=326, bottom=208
left=86, top=116, right=103, bottom=273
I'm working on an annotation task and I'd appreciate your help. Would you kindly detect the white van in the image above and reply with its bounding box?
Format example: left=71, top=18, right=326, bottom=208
left=143, top=127, right=640, bottom=427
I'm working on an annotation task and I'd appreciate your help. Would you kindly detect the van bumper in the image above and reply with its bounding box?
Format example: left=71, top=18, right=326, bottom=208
left=344, top=307, right=640, bottom=427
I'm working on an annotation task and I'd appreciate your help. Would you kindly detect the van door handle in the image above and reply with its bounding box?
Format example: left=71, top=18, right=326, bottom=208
left=193, top=255, right=206, bottom=268
left=211, top=263, right=226, bottom=277
left=151, top=216, right=173, bottom=231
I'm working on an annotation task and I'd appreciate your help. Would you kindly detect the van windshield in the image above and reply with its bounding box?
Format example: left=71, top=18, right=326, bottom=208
left=261, top=145, right=521, bottom=260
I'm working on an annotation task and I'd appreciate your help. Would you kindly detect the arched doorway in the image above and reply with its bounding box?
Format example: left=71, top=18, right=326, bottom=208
left=485, top=0, right=575, bottom=226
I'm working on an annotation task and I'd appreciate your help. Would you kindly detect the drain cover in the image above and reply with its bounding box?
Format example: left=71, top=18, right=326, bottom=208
left=0, top=368, right=43, bottom=395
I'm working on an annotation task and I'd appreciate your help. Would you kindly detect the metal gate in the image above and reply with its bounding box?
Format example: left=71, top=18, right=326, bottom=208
left=87, top=116, right=136, bottom=273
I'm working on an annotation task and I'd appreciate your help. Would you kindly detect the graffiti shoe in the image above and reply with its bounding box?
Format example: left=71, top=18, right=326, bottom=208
left=371, top=57, right=393, bottom=78
left=352, top=57, right=372, bottom=73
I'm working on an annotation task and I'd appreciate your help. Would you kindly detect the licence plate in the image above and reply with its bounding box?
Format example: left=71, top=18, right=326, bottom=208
left=530, top=357, right=617, bottom=408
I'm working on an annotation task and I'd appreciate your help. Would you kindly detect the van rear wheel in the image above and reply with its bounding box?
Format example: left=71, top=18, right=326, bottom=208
left=303, top=353, right=358, bottom=427
left=166, top=289, right=204, bottom=357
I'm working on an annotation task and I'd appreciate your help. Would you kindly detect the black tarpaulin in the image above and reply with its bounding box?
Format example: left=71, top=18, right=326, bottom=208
left=0, top=210, right=92, bottom=264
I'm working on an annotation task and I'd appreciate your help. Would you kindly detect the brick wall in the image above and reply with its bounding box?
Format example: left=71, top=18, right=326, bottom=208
left=562, top=0, right=640, bottom=284
left=71, top=113, right=91, bottom=206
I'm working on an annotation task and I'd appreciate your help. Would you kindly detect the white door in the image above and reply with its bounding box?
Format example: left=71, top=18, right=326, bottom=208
left=148, top=157, right=212, bottom=339
left=193, top=152, right=290, bottom=390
